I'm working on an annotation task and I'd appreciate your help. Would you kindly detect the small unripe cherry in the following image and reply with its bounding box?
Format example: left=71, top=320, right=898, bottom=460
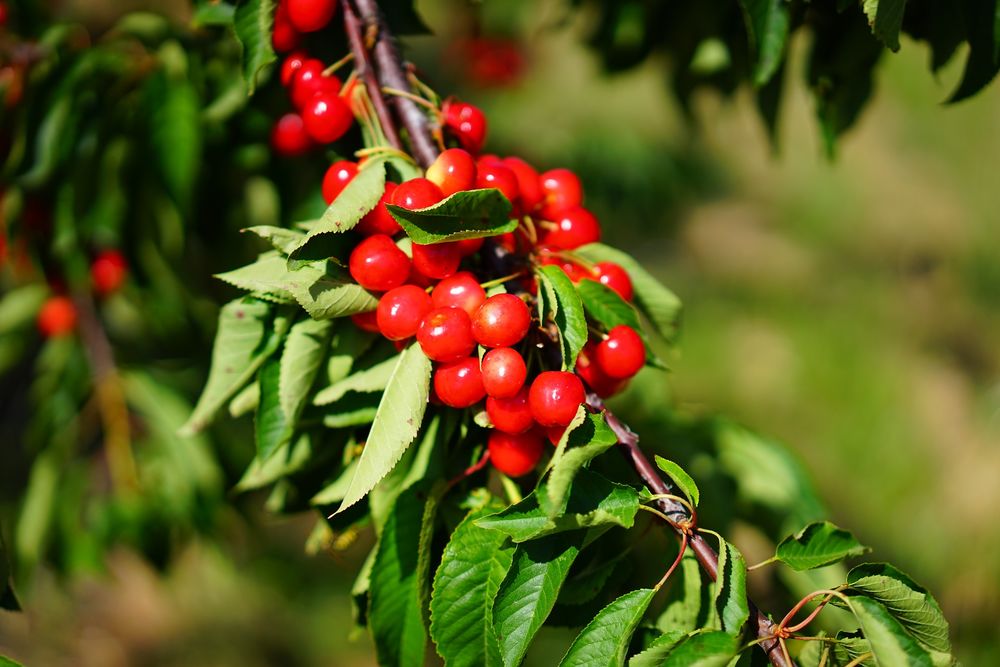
left=351, top=310, right=380, bottom=333
left=486, top=388, right=534, bottom=434
left=270, top=113, right=313, bottom=156
left=302, top=92, right=353, bottom=143
left=272, top=3, right=301, bottom=52
left=426, top=148, right=476, bottom=196
left=321, top=160, right=358, bottom=204
left=280, top=51, right=309, bottom=87
left=541, top=206, right=601, bottom=250
left=37, top=295, right=77, bottom=337
left=286, top=0, right=337, bottom=33
left=539, top=168, right=583, bottom=212
left=442, top=99, right=488, bottom=154
left=475, top=162, right=520, bottom=209
left=348, top=234, right=410, bottom=291
left=417, top=307, right=476, bottom=362
left=528, top=371, right=585, bottom=428
left=376, top=285, right=432, bottom=341
left=472, top=293, right=531, bottom=348
left=91, top=250, right=127, bottom=295
left=290, top=60, right=341, bottom=109
left=595, top=325, right=645, bottom=379
left=412, top=242, right=461, bottom=280
left=481, top=347, right=527, bottom=398
left=392, top=178, right=444, bottom=210
left=488, top=430, right=543, bottom=477
left=592, top=262, right=633, bottom=301
left=355, top=183, right=400, bottom=236
left=503, top=157, right=544, bottom=212
left=434, top=357, right=486, bottom=408
left=431, top=271, right=486, bottom=317
left=575, top=342, right=627, bottom=398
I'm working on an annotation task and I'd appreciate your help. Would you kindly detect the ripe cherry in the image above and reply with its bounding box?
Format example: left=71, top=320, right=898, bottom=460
left=286, top=0, right=336, bottom=33
left=348, top=234, right=410, bottom=291
left=455, top=237, right=484, bottom=256
left=355, top=183, right=401, bottom=236
left=545, top=425, right=567, bottom=446
left=417, top=307, right=476, bottom=362
left=302, top=92, right=353, bottom=143
left=412, top=242, right=461, bottom=280
left=351, top=310, right=380, bottom=333
left=539, top=251, right=589, bottom=282
left=595, top=325, right=645, bottom=379
left=37, top=296, right=77, bottom=337
left=392, top=177, right=444, bottom=210
left=270, top=113, right=313, bottom=156
left=575, top=342, right=627, bottom=398
left=280, top=51, right=309, bottom=86
left=488, top=430, right=543, bottom=477
left=472, top=293, right=531, bottom=348
left=476, top=162, right=520, bottom=211
left=486, top=388, right=534, bottom=434
left=481, top=347, right=527, bottom=398
left=272, top=2, right=301, bottom=52
left=541, top=206, right=601, bottom=250
left=426, top=148, right=476, bottom=196
left=321, top=160, right=358, bottom=203
left=592, top=262, right=633, bottom=301
left=91, top=250, right=127, bottom=295
left=434, top=357, right=486, bottom=408
left=539, top=168, right=583, bottom=212
left=376, top=285, right=432, bottom=341
left=442, top=99, right=488, bottom=154
left=528, top=371, right=585, bottom=427
left=431, top=271, right=486, bottom=317
left=503, top=157, right=544, bottom=212
left=290, top=60, right=341, bottom=109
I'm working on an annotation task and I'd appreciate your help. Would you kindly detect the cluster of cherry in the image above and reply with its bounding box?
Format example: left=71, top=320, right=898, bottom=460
left=35, top=250, right=128, bottom=337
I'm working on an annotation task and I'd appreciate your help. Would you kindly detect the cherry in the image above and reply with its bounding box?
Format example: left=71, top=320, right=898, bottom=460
left=412, top=242, right=461, bottom=280
left=280, top=51, right=309, bottom=87
left=376, top=285, right=432, bottom=341
left=430, top=271, right=486, bottom=317
left=302, top=92, right=353, bottom=143
left=286, top=0, right=336, bottom=32
left=351, top=310, right=380, bottom=333
left=481, top=347, right=527, bottom=398
left=290, top=60, right=341, bottom=109
left=407, top=266, right=436, bottom=288
left=472, top=293, right=531, bottom=348
left=442, top=99, right=488, bottom=154
left=495, top=231, right=517, bottom=253
left=455, top=237, right=484, bottom=256
left=528, top=371, right=585, bottom=427
left=486, top=388, right=534, bottom=434
left=545, top=424, right=566, bottom=446
left=37, top=296, right=77, bottom=338
left=0, top=3, right=9, bottom=27
left=539, top=251, right=589, bottom=282
left=539, top=168, right=583, bottom=213
left=503, top=157, right=544, bottom=212
left=541, top=206, right=601, bottom=250
left=475, top=161, right=520, bottom=210
left=417, top=307, right=476, bottom=362
left=392, top=177, right=444, bottom=210
left=434, top=357, right=486, bottom=408
left=488, top=430, right=543, bottom=477
left=348, top=234, right=410, bottom=291
left=355, top=183, right=401, bottom=235
left=425, top=148, right=476, bottom=196
left=595, top=325, right=645, bottom=379
left=321, top=160, right=358, bottom=204
left=272, top=2, right=301, bottom=53
left=270, top=113, right=313, bottom=156
left=592, top=262, right=633, bottom=301
left=575, top=342, right=627, bottom=398
left=91, top=250, right=127, bottom=295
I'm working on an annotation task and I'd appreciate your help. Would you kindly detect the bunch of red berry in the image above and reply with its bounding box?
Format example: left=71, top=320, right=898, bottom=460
left=35, top=249, right=128, bottom=338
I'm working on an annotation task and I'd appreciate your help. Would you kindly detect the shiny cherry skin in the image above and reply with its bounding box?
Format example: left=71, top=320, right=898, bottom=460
left=592, top=262, right=633, bottom=301
left=539, top=168, right=582, bottom=212
left=417, top=307, right=476, bottom=362
left=595, top=325, right=645, bottom=379
left=392, top=177, right=444, bottom=210
left=472, top=294, right=531, bottom=348
left=412, top=242, right=461, bottom=280
left=321, top=160, right=358, bottom=203
left=270, top=113, right=313, bottom=156
left=481, top=347, right=527, bottom=398
left=455, top=237, right=484, bottom=256
left=575, top=342, right=627, bottom=398
left=280, top=51, right=309, bottom=86
left=541, top=206, right=601, bottom=250
left=272, top=3, right=301, bottom=52
left=475, top=162, right=520, bottom=209
left=302, top=92, right=353, bottom=143
left=290, top=60, right=341, bottom=109
left=442, top=100, right=488, bottom=154
left=91, top=250, right=127, bottom=295
left=486, top=388, right=534, bottom=434
left=425, top=148, right=477, bottom=196
left=376, top=285, right=432, bottom=341
left=528, top=371, right=585, bottom=428
left=37, top=296, right=77, bottom=337
left=488, top=430, right=543, bottom=477
left=503, top=157, right=544, bottom=213
left=351, top=310, right=380, bottom=333
left=434, top=357, right=486, bottom=408
left=430, top=271, right=486, bottom=317
left=286, top=0, right=336, bottom=33
left=355, top=183, right=400, bottom=236
left=348, top=234, right=410, bottom=291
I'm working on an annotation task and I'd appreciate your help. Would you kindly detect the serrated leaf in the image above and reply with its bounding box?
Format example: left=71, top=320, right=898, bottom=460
left=559, top=588, right=656, bottom=667
left=279, top=317, right=332, bottom=426
left=546, top=413, right=619, bottom=515
left=243, top=225, right=305, bottom=254
left=845, top=595, right=934, bottom=666
left=576, top=243, right=682, bottom=344
left=738, top=0, right=791, bottom=84
left=775, top=521, right=869, bottom=571
left=536, top=265, right=588, bottom=370
left=314, top=353, right=399, bottom=405
left=628, top=631, right=685, bottom=667
left=322, top=392, right=381, bottom=428
left=656, top=552, right=712, bottom=634
left=652, top=630, right=738, bottom=666
left=576, top=278, right=641, bottom=331
left=333, top=345, right=432, bottom=514
left=234, top=0, right=276, bottom=94
left=654, top=456, right=700, bottom=507
left=387, top=188, right=516, bottom=244
left=492, top=533, right=584, bottom=667
left=255, top=356, right=287, bottom=460
left=711, top=539, right=749, bottom=635
left=430, top=501, right=514, bottom=667
left=862, top=0, right=908, bottom=52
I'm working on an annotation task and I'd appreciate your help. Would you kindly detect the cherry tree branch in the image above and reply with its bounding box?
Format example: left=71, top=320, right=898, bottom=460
left=341, top=0, right=402, bottom=151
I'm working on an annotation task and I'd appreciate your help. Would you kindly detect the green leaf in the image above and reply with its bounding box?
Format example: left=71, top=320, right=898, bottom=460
left=948, top=0, right=1000, bottom=102
left=229, top=381, right=260, bottom=418
left=333, top=345, right=432, bottom=514
left=492, top=533, right=584, bottom=667
left=314, top=353, right=399, bottom=405
left=656, top=552, right=712, bottom=634
left=845, top=596, right=934, bottom=666
left=255, top=356, right=287, bottom=460
left=243, top=225, right=305, bottom=254
left=862, top=0, right=908, bottom=52
left=576, top=278, right=641, bottom=331
left=559, top=588, right=656, bottom=667
left=536, top=265, right=588, bottom=370
left=738, top=0, right=792, bottom=84
left=192, top=1, right=235, bottom=27
left=279, top=317, right=332, bottom=427
left=651, top=630, right=738, bottom=667
left=235, top=431, right=330, bottom=492
left=234, top=0, right=276, bottom=94
left=387, top=188, right=516, bottom=244
left=0, top=284, right=47, bottom=335
left=576, top=243, right=682, bottom=344
left=711, top=539, right=749, bottom=636
left=149, top=75, right=201, bottom=207
left=654, top=456, right=700, bottom=507
left=0, top=656, right=25, bottom=667
left=628, top=632, right=685, bottom=667
left=775, top=521, right=869, bottom=571
left=430, top=501, right=514, bottom=667
left=546, top=413, right=619, bottom=515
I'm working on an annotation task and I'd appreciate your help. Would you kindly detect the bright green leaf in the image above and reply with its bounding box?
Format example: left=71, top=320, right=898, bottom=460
left=559, top=588, right=656, bottom=667
left=0, top=284, right=47, bottom=336
left=775, top=521, right=869, bottom=571
left=845, top=595, right=934, bottom=666
left=279, top=317, right=332, bottom=427
left=711, top=539, right=749, bottom=635
left=546, top=412, right=619, bottom=515
left=536, top=265, right=588, bottom=370
left=0, top=656, right=25, bottom=667
left=255, top=356, right=287, bottom=461
left=652, top=630, right=738, bottom=667
left=387, top=188, right=516, bottom=244
left=656, top=552, right=712, bottom=634
left=243, top=225, right=305, bottom=255
left=575, top=278, right=641, bottom=331
left=628, top=632, right=685, bottom=667
left=149, top=75, right=201, bottom=207
left=314, top=353, right=399, bottom=405
left=654, top=456, right=700, bottom=507
left=234, top=0, right=276, bottom=94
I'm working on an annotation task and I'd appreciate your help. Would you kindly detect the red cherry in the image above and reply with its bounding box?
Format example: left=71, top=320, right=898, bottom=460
left=0, top=3, right=9, bottom=27
left=495, top=231, right=517, bottom=253
left=280, top=51, right=309, bottom=87
left=472, top=293, right=531, bottom=348
left=503, top=157, right=544, bottom=212
left=575, top=342, right=627, bottom=398
left=595, top=325, right=645, bottom=380
left=286, top=0, right=336, bottom=32
left=541, top=206, right=601, bottom=250
left=592, top=262, right=633, bottom=301
left=417, top=307, right=476, bottom=362
left=348, top=234, right=410, bottom=291
left=430, top=271, right=486, bottom=317
left=351, top=311, right=380, bottom=333
left=270, top=113, right=313, bottom=156
left=376, top=285, right=432, bottom=341
left=476, top=162, right=520, bottom=211
left=91, top=250, right=127, bottom=295
left=540, top=168, right=582, bottom=212
left=407, top=266, right=436, bottom=288
left=425, top=148, right=477, bottom=196
left=303, top=92, right=353, bottom=143
left=321, top=160, right=358, bottom=204
left=442, top=99, right=488, bottom=154
left=528, top=371, right=585, bottom=427
left=290, top=60, right=341, bottom=109
left=545, top=425, right=566, bottom=446
left=272, top=3, right=301, bottom=52
left=392, top=178, right=444, bottom=210
left=481, top=347, right=527, bottom=398
left=412, top=242, right=461, bottom=280
left=355, top=183, right=401, bottom=236
left=486, top=388, right=534, bottom=434
left=455, top=237, right=484, bottom=256
left=488, top=430, right=543, bottom=477
left=37, top=296, right=77, bottom=337
left=434, top=357, right=486, bottom=408
left=539, top=251, right=589, bottom=282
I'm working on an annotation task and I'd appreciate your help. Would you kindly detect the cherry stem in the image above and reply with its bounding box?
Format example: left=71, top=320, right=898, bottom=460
left=381, top=86, right=438, bottom=110
left=322, top=51, right=355, bottom=76
left=447, top=449, right=491, bottom=489
left=341, top=0, right=402, bottom=151
left=479, top=270, right=527, bottom=290
left=656, top=530, right=688, bottom=589
left=776, top=589, right=849, bottom=635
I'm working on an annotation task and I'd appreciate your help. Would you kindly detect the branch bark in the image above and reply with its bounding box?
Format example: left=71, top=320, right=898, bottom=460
left=341, top=0, right=402, bottom=151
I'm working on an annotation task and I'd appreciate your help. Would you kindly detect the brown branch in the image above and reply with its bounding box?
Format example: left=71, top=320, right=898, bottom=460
left=341, top=0, right=402, bottom=151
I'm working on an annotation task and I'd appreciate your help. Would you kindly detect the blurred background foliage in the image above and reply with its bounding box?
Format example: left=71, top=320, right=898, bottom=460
left=2, top=0, right=999, bottom=665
